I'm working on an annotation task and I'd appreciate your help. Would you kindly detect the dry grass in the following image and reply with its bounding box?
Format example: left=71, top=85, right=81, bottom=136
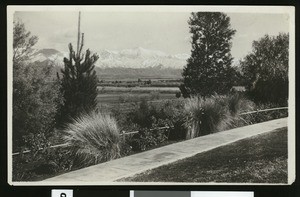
left=184, top=94, right=254, bottom=139
left=184, top=96, right=231, bottom=138
left=63, top=111, right=121, bottom=167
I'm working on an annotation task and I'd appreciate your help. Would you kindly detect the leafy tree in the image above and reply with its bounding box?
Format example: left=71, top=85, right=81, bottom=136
left=58, top=38, right=99, bottom=124
left=240, top=33, right=289, bottom=105
left=13, top=21, right=38, bottom=65
left=180, top=12, right=236, bottom=97
left=13, top=21, right=62, bottom=151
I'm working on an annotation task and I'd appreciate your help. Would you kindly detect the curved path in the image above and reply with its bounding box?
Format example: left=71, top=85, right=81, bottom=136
left=41, top=118, right=287, bottom=185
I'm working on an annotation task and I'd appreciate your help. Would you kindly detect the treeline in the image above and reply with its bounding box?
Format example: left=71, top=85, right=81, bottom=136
left=13, top=20, right=99, bottom=151
left=180, top=12, right=288, bottom=106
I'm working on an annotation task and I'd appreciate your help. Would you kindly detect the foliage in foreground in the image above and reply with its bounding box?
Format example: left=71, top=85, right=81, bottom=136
left=13, top=21, right=63, bottom=151
left=242, top=102, right=288, bottom=125
left=113, top=99, right=187, bottom=151
left=13, top=147, right=73, bottom=181
left=63, top=111, right=121, bottom=168
left=13, top=64, right=63, bottom=151
left=12, top=96, right=287, bottom=181
left=184, top=93, right=255, bottom=139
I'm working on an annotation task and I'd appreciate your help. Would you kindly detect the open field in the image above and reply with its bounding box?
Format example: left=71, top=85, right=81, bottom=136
left=97, top=93, right=176, bottom=104
left=97, top=94, right=179, bottom=114
left=122, top=127, right=287, bottom=183
left=97, top=86, right=180, bottom=93
left=98, top=77, right=182, bottom=82
left=96, top=86, right=180, bottom=111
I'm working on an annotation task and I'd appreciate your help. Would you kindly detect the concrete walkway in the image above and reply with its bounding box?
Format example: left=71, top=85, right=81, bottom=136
left=42, top=118, right=287, bottom=184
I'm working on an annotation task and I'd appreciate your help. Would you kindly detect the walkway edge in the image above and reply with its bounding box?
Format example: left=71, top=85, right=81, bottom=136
left=40, top=118, right=287, bottom=184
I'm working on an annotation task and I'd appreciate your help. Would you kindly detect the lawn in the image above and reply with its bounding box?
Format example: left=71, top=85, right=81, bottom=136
left=121, top=127, right=287, bottom=183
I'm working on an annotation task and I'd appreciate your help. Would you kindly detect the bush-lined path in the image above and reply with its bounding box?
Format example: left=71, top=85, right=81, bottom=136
left=41, top=118, right=287, bottom=184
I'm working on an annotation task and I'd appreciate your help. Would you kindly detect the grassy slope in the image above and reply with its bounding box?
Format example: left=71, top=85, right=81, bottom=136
left=121, top=127, right=287, bottom=183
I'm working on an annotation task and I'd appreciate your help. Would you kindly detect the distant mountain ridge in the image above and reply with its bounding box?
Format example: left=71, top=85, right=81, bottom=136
left=31, top=47, right=189, bottom=69
left=97, top=47, right=189, bottom=69
left=30, top=47, right=185, bottom=80
left=30, top=48, right=65, bottom=65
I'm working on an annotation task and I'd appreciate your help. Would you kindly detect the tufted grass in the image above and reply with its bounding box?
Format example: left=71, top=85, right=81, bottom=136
left=63, top=111, right=121, bottom=168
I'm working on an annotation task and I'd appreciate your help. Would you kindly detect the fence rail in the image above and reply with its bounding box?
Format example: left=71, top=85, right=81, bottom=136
left=12, top=126, right=171, bottom=156
left=12, top=106, right=288, bottom=156
left=239, top=107, right=288, bottom=115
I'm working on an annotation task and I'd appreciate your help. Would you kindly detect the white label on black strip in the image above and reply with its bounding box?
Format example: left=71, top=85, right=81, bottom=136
left=52, top=189, right=73, bottom=197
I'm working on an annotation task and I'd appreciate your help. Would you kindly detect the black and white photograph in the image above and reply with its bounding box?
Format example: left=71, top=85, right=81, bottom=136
left=7, top=6, right=295, bottom=185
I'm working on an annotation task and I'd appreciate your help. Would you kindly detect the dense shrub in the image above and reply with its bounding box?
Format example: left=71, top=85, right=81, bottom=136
left=12, top=147, right=73, bottom=181
left=127, top=99, right=154, bottom=128
left=152, top=100, right=187, bottom=140
left=13, top=63, right=63, bottom=151
left=246, top=79, right=288, bottom=105
left=130, top=129, right=168, bottom=151
left=240, top=33, right=289, bottom=105
left=63, top=112, right=121, bottom=168
left=241, top=103, right=288, bottom=125
left=184, top=94, right=254, bottom=139
left=13, top=21, right=63, bottom=151
left=113, top=99, right=187, bottom=151
left=121, top=99, right=187, bottom=138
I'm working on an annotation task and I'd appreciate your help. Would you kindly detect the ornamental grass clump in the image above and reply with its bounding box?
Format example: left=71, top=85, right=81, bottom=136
left=184, top=96, right=233, bottom=139
left=226, top=93, right=255, bottom=116
left=184, top=94, right=255, bottom=139
left=63, top=111, right=121, bottom=168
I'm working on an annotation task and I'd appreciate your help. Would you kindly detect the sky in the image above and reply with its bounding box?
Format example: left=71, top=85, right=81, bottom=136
left=14, top=11, right=289, bottom=62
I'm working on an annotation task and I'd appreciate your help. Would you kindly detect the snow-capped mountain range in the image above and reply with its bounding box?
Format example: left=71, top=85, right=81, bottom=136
left=30, top=48, right=66, bottom=65
left=30, top=47, right=189, bottom=69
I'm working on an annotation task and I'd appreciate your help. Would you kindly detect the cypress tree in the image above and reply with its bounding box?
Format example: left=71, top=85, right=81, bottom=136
left=180, top=12, right=236, bottom=97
